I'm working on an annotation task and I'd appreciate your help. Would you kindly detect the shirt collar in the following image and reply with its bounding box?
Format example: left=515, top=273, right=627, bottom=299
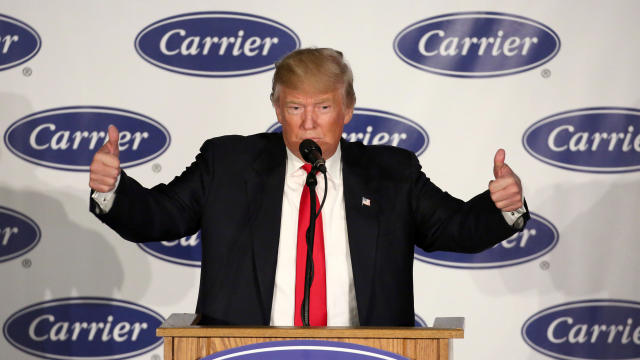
left=285, top=144, right=342, bottom=183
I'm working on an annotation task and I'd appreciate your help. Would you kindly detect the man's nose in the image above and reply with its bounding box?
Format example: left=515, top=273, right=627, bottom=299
left=301, top=108, right=316, bottom=129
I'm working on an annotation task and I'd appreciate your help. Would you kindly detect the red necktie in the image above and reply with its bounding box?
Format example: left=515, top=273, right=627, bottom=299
left=294, top=164, right=327, bottom=326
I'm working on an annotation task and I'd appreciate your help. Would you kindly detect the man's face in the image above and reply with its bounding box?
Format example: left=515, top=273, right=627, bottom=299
left=274, top=86, right=353, bottom=161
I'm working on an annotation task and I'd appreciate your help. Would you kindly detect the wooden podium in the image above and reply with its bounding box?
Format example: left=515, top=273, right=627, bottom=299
left=157, top=314, right=464, bottom=360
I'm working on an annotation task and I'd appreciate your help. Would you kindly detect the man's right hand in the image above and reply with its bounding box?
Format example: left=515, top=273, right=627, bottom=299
left=89, top=125, right=121, bottom=193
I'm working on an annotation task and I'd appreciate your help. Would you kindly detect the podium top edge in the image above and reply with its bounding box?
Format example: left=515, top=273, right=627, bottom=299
left=156, top=314, right=464, bottom=339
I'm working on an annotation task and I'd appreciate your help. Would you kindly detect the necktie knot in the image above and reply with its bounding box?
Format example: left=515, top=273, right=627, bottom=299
left=302, top=163, right=312, bottom=174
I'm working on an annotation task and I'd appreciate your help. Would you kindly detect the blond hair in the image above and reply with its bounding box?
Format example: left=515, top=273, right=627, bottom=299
left=270, top=48, right=356, bottom=108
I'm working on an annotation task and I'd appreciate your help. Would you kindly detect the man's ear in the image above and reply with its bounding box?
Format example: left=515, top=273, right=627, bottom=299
left=274, top=103, right=283, bottom=124
left=344, top=107, right=354, bottom=125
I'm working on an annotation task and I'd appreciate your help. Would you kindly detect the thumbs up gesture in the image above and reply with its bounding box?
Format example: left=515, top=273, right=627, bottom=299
left=489, top=149, right=523, bottom=212
left=89, top=125, right=121, bottom=193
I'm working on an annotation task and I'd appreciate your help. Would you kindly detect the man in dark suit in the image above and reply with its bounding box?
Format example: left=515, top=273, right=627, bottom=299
left=89, top=48, right=528, bottom=326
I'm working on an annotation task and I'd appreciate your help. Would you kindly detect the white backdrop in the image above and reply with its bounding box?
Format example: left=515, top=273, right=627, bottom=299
left=1, top=1, right=639, bottom=359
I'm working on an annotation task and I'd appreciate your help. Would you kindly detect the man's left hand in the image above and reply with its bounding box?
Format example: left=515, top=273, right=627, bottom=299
left=489, top=149, right=523, bottom=212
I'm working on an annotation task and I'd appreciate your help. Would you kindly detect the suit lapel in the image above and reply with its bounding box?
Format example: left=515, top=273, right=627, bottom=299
left=246, top=135, right=286, bottom=324
left=341, top=140, right=379, bottom=324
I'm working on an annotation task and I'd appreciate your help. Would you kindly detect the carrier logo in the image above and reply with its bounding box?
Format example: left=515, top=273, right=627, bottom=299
left=135, top=11, right=300, bottom=77
left=523, top=107, right=640, bottom=173
left=3, top=297, right=164, bottom=360
left=522, top=299, right=640, bottom=360
left=0, top=206, right=40, bottom=263
left=414, top=213, right=557, bottom=269
left=4, top=106, right=170, bottom=171
left=393, top=12, right=560, bottom=78
left=0, top=14, right=41, bottom=71
left=138, top=230, right=201, bottom=267
left=267, top=108, right=429, bottom=155
left=202, top=340, right=408, bottom=360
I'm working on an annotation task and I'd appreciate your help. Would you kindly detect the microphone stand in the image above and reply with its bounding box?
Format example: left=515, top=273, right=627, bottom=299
left=300, top=164, right=328, bottom=327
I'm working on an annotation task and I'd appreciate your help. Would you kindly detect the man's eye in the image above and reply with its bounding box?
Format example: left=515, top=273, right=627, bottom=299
left=319, top=105, right=331, bottom=111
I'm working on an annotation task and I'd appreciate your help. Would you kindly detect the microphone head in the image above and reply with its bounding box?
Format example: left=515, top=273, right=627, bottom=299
left=299, top=139, right=322, bottom=164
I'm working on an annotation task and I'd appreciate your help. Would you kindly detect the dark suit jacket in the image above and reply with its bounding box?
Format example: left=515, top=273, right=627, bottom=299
left=91, top=133, right=525, bottom=326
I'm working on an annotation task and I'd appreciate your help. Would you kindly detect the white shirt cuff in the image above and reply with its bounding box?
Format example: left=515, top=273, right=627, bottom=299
left=501, top=199, right=527, bottom=228
left=91, top=174, right=120, bottom=214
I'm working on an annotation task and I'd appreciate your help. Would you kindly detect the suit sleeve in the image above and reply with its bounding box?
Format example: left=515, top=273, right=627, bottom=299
left=89, top=139, right=215, bottom=243
left=409, top=153, right=523, bottom=253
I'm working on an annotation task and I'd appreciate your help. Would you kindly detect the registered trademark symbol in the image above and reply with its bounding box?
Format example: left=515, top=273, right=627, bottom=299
left=541, top=68, right=551, bottom=78
left=151, top=354, right=161, bottom=360
left=22, top=67, right=32, bottom=77
left=152, top=163, right=162, bottom=173
left=22, top=258, right=32, bottom=268
left=539, top=260, right=550, bottom=270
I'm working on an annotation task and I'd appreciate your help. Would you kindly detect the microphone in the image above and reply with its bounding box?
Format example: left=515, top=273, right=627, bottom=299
left=299, top=139, right=327, bottom=173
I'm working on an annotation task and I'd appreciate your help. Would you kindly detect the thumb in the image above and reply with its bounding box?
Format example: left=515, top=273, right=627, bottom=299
left=106, top=125, right=120, bottom=157
left=493, top=148, right=505, bottom=178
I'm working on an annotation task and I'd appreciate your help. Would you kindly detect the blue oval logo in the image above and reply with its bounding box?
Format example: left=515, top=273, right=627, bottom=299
left=522, top=299, right=640, bottom=360
left=267, top=108, right=429, bottom=155
left=0, top=14, right=41, bottom=71
left=138, top=230, right=201, bottom=267
left=523, top=107, right=640, bottom=173
left=414, top=213, right=558, bottom=269
left=135, top=11, right=300, bottom=77
left=4, top=106, right=170, bottom=171
left=202, top=340, right=408, bottom=360
left=0, top=206, right=40, bottom=263
left=3, top=297, right=164, bottom=360
left=393, top=12, right=560, bottom=78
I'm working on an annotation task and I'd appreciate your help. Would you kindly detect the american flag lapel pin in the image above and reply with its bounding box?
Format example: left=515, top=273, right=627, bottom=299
left=361, top=196, right=371, bottom=207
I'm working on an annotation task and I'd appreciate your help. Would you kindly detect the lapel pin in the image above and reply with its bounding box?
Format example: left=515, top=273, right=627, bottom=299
left=361, top=197, right=371, bottom=207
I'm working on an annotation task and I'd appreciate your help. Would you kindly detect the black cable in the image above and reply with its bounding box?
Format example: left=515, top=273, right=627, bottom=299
left=316, top=169, right=328, bottom=218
